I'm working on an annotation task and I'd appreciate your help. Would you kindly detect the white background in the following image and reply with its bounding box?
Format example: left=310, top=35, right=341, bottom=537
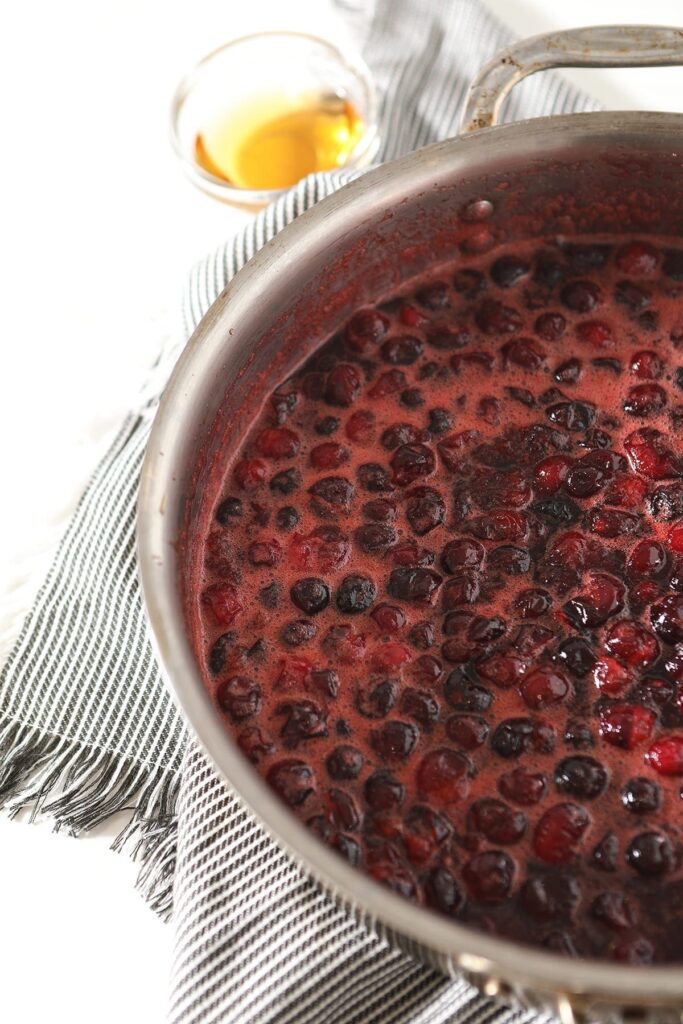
left=2, top=1, right=683, bottom=1021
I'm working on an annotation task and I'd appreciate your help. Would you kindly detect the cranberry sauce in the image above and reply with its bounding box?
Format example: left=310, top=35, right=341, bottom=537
left=192, top=236, right=683, bottom=963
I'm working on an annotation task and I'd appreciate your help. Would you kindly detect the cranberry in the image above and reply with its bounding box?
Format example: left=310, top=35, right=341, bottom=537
left=270, top=468, right=301, bottom=495
left=368, top=369, right=407, bottom=397
left=451, top=351, right=495, bottom=374
left=427, top=408, right=453, bottom=436
left=592, top=832, right=619, bottom=872
left=399, top=303, right=429, bottom=328
left=400, top=807, right=449, bottom=865
left=546, top=400, right=595, bottom=432
left=391, top=542, right=434, bottom=568
left=438, top=540, right=483, bottom=577
left=477, top=395, right=501, bottom=425
left=628, top=539, right=667, bottom=577
left=615, top=240, right=660, bottom=275
left=446, top=714, right=489, bottom=750
left=389, top=443, right=435, bottom=486
left=276, top=506, right=299, bottom=531
left=490, top=254, right=529, bottom=287
left=309, top=442, right=350, bottom=470
left=535, top=312, right=566, bottom=341
left=345, top=308, right=389, bottom=351
left=534, top=455, right=572, bottom=494
left=234, top=457, right=267, bottom=490
left=591, top=657, right=631, bottom=696
left=624, top=383, right=667, bottom=417
left=416, top=281, right=449, bottom=308
left=519, top=667, right=570, bottom=710
left=514, top=588, right=553, bottom=619
left=388, top=567, right=442, bottom=604
left=626, top=831, right=675, bottom=876
left=554, top=358, right=582, bottom=384
left=344, top=410, right=376, bottom=444
left=238, top=726, right=275, bottom=763
left=357, top=463, right=393, bottom=493
left=521, top=874, right=581, bottom=919
left=585, top=506, right=640, bottom=538
left=216, top=675, right=261, bottom=722
left=310, top=669, right=340, bottom=699
left=362, top=498, right=396, bottom=523
left=437, top=429, right=481, bottom=472
left=477, top=653, right=528, bottom=690
left=609, top=937, right=654, bottom=965
left=501, top=337, right=546, bottom=371
left=561, top=279, right=602, bottom=313
left=416, top=748, right=470, bottom=804
left=364, top=771, right=404, bottom=810
left=630, top=349, right=664, bottom=379
left=426, top=325, right=470, bottom=350
left=591, top=892, right=637, bottom=930
left=564, top=573, right=624, bottom=629
left=366, top=846, right=416, bottom=898
left=467, top=798, right=527, bottom=844
left=314, top=415, right=339, bottom=436
left=215, top=496, right=243, bottom=526
left=498, top=767, right=547, bottom=806
left=425, top=866, right=465, bottom=917
left=281, top=620, right=316, bottom=647
left=463, top=851, right=515, bottom=903
left=405, top=486, right=445, bottom=535
left=564, top=720, right=595, bottom=750
left=669, top=521, right=683, bottom=553
left=615, top=279, right=651, bottom=311
left=491, top=717, right=555, bottom=758
left=599, top=703, right=656, bottom=749
left=356, top=679, right=398, bottom=719
left=202, top=583, right=243, bottom=626
left=370, top=720, right=419, bottom=762
left=370, top=604, right=406, bottom=633
left=277, top=699, right=328, bottom=746
left=255, top=426, right=300, bottom=460
left=646, top=735, right=683, bottom=776
left=453, top=268, right=485, bottom=297
left=308, top=475, right=355, bottom=513
left=267, top=760, right=316, bottom=807
left=469, top=509, right=529, bottom=542
left=554, top=756, right=607, bottom=799
left=533, top=803, right=590, bottom=863
left=576, top=320, right=612, bottom=347
left=467, top=616, right=506, bottom=645
left=400, top=688, right=440, bottom=730
left=475, top=299, right=522, bottom=335
left=554, top=638, right=596, bottom=678
left=334, top=575, right=376, bottom=615
left=651, top=594, right=683, bottom=644
left=621, top=777, right=661, bottom=813
left=324, top=788, right=360, bottom=831
left=650, top=482, right=683, bottom=520
left=444, top=668, right=492, bottom=712
left=380, top=335, right=423, bottom=366
left=533, top=252, right=565, bottom=288
left=324, top=364, right=362, bottom=407
left=624, top=427, right=682, bottom=480
left=290, top=577, right=330, bottom=615
left=604, top=620, right=660, bottom=667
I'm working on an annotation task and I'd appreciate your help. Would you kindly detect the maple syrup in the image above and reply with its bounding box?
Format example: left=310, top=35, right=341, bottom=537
left=194, top=92, right=366, bottom=191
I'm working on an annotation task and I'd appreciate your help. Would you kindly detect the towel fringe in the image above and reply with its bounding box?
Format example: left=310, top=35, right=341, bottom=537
left=0, top=716, right=178, bottom=920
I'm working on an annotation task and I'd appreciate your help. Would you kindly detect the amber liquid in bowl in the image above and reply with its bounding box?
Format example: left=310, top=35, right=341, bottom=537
left=194, top=92, right=366, bottom=191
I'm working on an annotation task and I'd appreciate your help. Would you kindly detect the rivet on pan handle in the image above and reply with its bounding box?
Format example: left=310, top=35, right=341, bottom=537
left=461, top=24, right=683, bottom=134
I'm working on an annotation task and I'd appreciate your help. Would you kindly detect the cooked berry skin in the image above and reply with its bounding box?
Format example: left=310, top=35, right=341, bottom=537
left=195, top=234, right=683, bottom=962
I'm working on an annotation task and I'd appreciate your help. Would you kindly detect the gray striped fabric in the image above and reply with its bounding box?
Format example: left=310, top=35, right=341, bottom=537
left=0, top=0, right=598, bottom=1017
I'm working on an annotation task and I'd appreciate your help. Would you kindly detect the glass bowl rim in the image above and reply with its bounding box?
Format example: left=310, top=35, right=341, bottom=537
left=169, top=29, right=380, bottom=206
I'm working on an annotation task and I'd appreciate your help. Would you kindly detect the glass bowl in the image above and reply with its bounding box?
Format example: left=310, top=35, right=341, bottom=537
left=170, top=31, right=380, bottom=208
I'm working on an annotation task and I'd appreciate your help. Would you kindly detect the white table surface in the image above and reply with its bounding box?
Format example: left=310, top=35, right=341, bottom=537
left=2, top=1, right=683, bottom=1020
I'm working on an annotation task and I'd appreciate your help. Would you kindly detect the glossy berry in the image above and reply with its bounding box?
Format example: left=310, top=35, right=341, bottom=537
left=498, top=767, right=547, bottom=806
left=621, top=777, right=661, bottom=814
left=463, top=851, right=515, bottom=903
left=626, top=831, right=675, bottom=876
left=533, top=803, right=590, bottom=863
left=416, top=748, right=470, bottom=804
left=599, top=703, right=656, bottom=750
left=554, top=756, right=607, bottom=799
left=645, top=735, right=683, bottom=776
left=467, top=798, right=527, bottom=844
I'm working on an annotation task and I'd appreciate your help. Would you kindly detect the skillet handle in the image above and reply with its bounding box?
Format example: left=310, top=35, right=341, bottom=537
left=461, top=24, right=683, bottom=134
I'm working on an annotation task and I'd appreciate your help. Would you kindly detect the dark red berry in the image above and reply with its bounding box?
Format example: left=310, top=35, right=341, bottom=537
left=370, top=720, right=419, bottom=761
left=533, top=803, right=590, bottom=863
left=626, top=831, right=675, bottom=876
left=646, top=735, right=683, bottom=776
left=554, top=756, right=607, bottom=799
left=621, top=777, right=660, bottom=813
left=561, top=279, right=602, bottom=313
left=463, top=851, right=515, bottom=903
left=599, top=703, right=656, bottom=749
left=290, top=577, right=330, bottom=615
left=345, top=308, right=389, bottom=351
left=267, top=760, right=316, bottom=806
left=498, top=767, right=547, bottom=806
left=651, top=594, right=683, bottom=644
left=467, top=798, right=527, bottom=844
left=416, top=748, right=470, bottom=804
left=446, top=714, right=489, bottom=750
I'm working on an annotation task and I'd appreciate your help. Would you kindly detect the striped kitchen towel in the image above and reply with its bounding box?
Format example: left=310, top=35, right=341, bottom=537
left=0, top=0, right=598, bottom=1019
